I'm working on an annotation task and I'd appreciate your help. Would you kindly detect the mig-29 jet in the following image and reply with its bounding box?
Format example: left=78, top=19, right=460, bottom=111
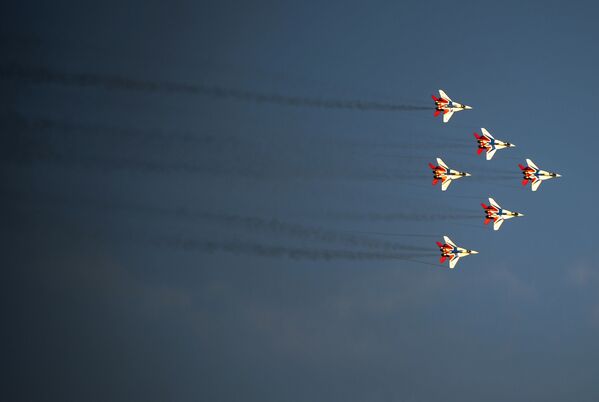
left=481, top=197, right=524, bottom=231
left=474, top=128, right=515, bottom=161
left=429, top=157, right=471, bottom=191
left=436, top=236, right=478, bottom=269
left=519, top=159, right=561, bottom=191
left=432, top=89, right=472, bottom=123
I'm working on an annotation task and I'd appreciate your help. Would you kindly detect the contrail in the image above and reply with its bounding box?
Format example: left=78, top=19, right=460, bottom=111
left=1, top=63, right=431, bottom=112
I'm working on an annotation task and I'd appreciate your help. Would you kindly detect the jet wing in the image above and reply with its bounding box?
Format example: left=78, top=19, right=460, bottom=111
left=493, top=218, right=504, bottom=231
left=488, top=198, right=501, bottom=209
left=486, top=147, right=497, bottom=160
left=436, top=158, right=449, bottom=169
left=438, top=89, right=452, bottom=102
left=442, top=110, right=454, bottom=123
left=449, top=255, right=460, bottom=269
left=481, top=128, right=494, bottom=139
left=526, top=159, right=539, bottom=170
left=441, top=177, right=452, bottom=191
left=531, top=179, right=542, bottom=191
left=443, top=236, right=457, bottom=248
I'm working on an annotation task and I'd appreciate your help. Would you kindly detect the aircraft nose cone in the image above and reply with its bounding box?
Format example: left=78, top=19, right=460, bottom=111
left=556, top=173, right=562, bottom=178
left=470, top=250, right=479, bottom=255
left=464, top=172, right=472, bottom=177
left=509, top=143, right=516, bottom=148
left=465, top=105, right=473, bottom=110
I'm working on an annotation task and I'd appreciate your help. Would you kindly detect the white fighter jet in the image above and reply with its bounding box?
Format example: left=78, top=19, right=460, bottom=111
left=436, top=236, right=478, bottom=269
left=481, top=197, right=524, bottom=231
left=429, top=157, right=471, bottom=191
left=432, top=89, right=472, bottom=123
left=474, top=128, right=515, bottom=160
left=519, top=159, right=561, bottom=191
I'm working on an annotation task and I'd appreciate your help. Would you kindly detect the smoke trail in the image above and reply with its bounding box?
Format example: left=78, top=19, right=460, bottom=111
left=3, top=144, right=428, bottom=180
left=192, top=212, right=432, bottom=252
left=2, top=131, right=436, bottom=181
left=345, top=230, right=439, bottom=238
left=328, top=211, right=480, bottom=221
left=1, top=64, right=431, bottom=112
left=1, top=114, right=218, bottom=145
left=155, top=236, right=437, bottom=262
left=7, top=190, right=430, bottom=253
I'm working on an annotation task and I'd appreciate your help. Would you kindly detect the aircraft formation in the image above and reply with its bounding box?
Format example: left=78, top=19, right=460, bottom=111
left=431, top=89, right=561, bottom=269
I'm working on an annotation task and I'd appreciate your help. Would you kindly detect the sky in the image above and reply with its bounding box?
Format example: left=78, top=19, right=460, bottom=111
left=2, top=1, right=599, bottom=401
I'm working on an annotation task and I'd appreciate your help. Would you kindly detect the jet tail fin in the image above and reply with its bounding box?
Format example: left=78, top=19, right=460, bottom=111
left=518, top=164, right=526, bottom=170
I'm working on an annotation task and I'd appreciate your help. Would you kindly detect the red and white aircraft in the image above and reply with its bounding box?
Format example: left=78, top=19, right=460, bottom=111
left=432, top=89, right=472, bottom=123
left=474, top=128, right=515, bottom=161
left=436, top=236, right=478, bottom=269
left=429, top=157, right=471, bottom=191
left=481, top=197, right=524, bottom=231
left=519, top=159, right=561, bottom=191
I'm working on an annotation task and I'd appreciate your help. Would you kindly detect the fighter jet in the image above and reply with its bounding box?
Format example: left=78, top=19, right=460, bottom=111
left=429, top=157, right=471, bottom=191
left=436, top=236, right=478, bottom=269
left=474, top=128, right=515, bottom=161
left=432, top=89, right=472, bottom=123
left=481, top=197, right=524, bottom=231
left=519, top=159, right=561, bottom=191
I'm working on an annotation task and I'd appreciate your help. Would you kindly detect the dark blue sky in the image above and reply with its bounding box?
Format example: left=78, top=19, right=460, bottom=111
left=2, top=1, right=598, bottom=401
